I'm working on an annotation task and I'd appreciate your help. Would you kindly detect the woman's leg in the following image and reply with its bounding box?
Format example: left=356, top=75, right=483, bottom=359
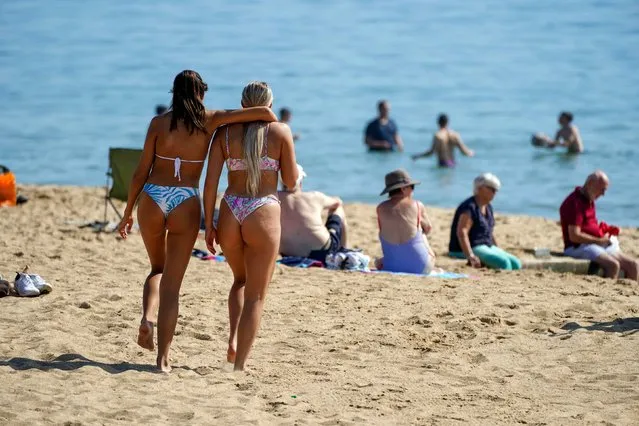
left=155, top=196, right=201, bottom=372
left=489, top=246, right=522, bottom=270
left=234, top=203, right=281, bottom=371
left=136, top=194, right=167, bottom=351
left=472, top=245, right=512, bottom=270
left=217, top=201, right=246, bottom=362
left=503, top=250, right=522, bottom=270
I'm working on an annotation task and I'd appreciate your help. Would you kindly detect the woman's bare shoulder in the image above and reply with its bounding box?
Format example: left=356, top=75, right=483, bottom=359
left=267, top=122, right=293, bottom=136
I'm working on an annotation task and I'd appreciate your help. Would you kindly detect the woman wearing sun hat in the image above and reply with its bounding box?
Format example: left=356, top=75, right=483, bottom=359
left=375, top=169, right=436, bottom=274
left=448, top=173, right=521, bottom=270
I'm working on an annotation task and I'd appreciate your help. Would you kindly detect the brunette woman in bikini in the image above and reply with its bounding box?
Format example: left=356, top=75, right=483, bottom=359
left=118, top=71, right=278, bottom=372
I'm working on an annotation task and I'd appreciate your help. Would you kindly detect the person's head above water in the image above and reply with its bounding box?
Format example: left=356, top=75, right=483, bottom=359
left=241, top=81, right=274, bottom=196
left=170, top=70, right=208, bottom=134
left=437, top=113, right=449, bottom=128
left=377, top=100, right=390, bottom=119
left=279, top=107, right=291, bottom=123
left=473, top=173, right=501, bottom=205
left=559, top=111, right=574, bottom=126
left=155, top=104, right=168, bottom=115
left=583, top=170, right=609, bottom=201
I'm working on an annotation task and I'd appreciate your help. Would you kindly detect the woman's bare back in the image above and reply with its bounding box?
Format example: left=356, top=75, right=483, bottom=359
left=223, top=122, right=291, bottom=197
left=146, top=113, right=213, bottom=187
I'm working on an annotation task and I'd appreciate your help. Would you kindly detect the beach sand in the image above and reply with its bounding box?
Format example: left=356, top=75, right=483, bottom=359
left=1, top=185, right=638, bottom=425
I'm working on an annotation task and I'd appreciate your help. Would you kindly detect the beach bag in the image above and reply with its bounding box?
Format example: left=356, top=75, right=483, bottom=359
left=0, top=165, right=17, bottom=207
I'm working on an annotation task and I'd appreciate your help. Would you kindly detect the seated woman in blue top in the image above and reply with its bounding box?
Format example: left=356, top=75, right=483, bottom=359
left=374, top=169, right=436, bottom=274
left=448, top=173, right=521, bottom=270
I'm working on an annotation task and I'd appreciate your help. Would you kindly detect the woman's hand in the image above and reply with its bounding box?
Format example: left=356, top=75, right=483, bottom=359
left=118, top=214, right=134, bottom=239
left=205, top=227, right=217, bottom=254
left=468, top=254, right=482, bottom=268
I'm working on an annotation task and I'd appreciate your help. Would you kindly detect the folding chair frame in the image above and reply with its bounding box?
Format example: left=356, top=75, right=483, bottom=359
left=104, top=165, right=123, bottom=224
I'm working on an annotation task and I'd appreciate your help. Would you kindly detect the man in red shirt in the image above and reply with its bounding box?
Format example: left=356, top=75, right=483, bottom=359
left=559, top=170, right=638, bottom=281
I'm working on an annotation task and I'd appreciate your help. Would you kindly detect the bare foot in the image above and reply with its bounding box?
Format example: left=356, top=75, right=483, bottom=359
left=227, top=345, right=236, bottom=363
left=137, top=320, right=154, bottom=351
left=156, top=356, right=171, bottom=373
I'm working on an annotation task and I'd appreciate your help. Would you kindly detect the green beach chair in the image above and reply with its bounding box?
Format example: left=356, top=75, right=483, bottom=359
left=104, top=148, right=142, bottom=222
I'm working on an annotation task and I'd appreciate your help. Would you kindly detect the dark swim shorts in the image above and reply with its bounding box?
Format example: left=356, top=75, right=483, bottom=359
left=307, top=214, right=344, bottom=262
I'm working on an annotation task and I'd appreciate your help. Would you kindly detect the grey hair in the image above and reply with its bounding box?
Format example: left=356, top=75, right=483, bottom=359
left=473, top=173, right=501, bottom=194
left=241, top=81, right=274, bottom=196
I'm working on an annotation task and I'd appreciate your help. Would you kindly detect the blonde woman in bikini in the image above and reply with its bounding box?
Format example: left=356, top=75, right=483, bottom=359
left=117, top=70, right=278, bottom=372
left=203, top=81, right=298, bottom=371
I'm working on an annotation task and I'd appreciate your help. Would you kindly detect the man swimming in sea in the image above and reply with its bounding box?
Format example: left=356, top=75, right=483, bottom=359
left=411, top=114, right=474, bottom=167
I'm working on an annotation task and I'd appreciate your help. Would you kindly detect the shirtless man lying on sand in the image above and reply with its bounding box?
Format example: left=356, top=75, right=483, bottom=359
left=412, top=114, right=474, bottom=167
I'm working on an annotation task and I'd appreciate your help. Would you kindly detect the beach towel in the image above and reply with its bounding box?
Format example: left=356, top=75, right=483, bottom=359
left=369, top=270, right=469, bottom=279
left=191, top=249, right=225, bottom=262
left=277, top=256, right=324, bottom=268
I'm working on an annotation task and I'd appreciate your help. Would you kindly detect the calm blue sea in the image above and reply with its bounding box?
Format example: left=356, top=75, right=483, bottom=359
left=1, top=0, right=638, bottom=225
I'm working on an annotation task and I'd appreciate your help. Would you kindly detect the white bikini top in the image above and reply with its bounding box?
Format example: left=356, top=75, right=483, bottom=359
left=154, top=154, right=205, bottom=181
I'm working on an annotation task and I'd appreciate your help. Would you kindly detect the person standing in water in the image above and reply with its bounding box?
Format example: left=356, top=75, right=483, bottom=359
left=364, top=100, right=404, bottom=152
left=118, top=71, right=278, bottom=372
left=279, top=107, right=300, bottom=141
left=553, top=111, right=584, bottom=153
left=412, top=114, right=474, bottom=167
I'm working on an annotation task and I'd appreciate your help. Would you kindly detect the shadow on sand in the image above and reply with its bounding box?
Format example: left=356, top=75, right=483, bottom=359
left=0, top=353, right=183, bottom=374
left=560, top=317, right=639, bottom=335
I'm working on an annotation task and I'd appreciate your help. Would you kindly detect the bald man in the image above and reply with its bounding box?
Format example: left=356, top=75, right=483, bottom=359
left=559, top=171, right=638, bottom=281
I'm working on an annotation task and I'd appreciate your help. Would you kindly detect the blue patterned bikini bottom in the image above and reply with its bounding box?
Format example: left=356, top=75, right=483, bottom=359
left=142, top=183, right=199, bottom=217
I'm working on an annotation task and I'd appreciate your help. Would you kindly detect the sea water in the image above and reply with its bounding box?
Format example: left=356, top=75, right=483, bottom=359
left=1, top=0, right=637, bottom=225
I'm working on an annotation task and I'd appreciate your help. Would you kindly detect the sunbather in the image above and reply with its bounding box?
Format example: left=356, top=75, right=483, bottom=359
left=448, top=173, right=521, bottom=270
left=278, top=166, right=349, bottom=262
left=375, top=169, right=436, bottom=274
left=560, top=170, right=638, bottom=281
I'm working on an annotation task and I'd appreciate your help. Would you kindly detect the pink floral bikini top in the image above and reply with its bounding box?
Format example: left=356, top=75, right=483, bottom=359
left=225, top=124, right=280, bottom=172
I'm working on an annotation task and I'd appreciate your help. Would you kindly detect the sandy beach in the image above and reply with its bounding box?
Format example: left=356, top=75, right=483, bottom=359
left=1, top=185, right=638, bottom=425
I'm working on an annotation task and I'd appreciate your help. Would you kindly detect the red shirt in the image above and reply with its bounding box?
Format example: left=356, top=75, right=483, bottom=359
left=559, top=187, right=602, bottom=248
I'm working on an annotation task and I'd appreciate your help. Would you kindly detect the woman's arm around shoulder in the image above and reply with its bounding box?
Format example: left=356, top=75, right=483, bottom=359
left=205, top=107, right=278, bottom=133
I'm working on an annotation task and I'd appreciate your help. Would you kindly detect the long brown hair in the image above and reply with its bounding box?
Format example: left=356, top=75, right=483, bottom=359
left=169, top=70, right=208, bottom=134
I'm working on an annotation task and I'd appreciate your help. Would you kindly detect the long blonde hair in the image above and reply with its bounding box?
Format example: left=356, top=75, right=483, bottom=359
left=241, top=81, right=273, bottom=195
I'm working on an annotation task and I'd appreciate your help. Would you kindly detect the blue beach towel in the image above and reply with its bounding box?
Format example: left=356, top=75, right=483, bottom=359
left=277, top=256, right=324, bottom=268
left=369, top=270, right=470, bottom=279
